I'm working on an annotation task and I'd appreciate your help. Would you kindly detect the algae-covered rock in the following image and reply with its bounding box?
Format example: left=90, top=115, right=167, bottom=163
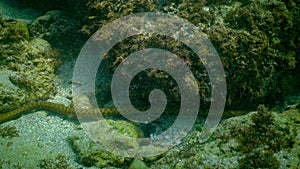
left=0, top=17, right=60, bottom=114
left=0, top=125, right=19, bottom=138
left=29, top=37, right=52, bottom=54
left=0, top=69, right=27, bottom=113
left=129, top=159, right=148, bottom=169
left=0, top=18, right=29, bottom=42
left=14, top=0, right=299, bottom=111
left=29, top=10, right=81, bottom=50
left=80, top=0, right=158, bottom=36
left=68, top=119, right=143, bottom=168
left=206, top=0, right=299, bottom=109
left=230, top=105, right=296, bottom=168
left=0, top=112, right=80, bottom=168
left=151, top=105, right=300, bottom=168
left=85, top=0, right=299, bottom=111
left=38, top=154, right=73, bottom=169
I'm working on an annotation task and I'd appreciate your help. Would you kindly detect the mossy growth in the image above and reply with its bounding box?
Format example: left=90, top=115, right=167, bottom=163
left=0, top=17, right=60, bottom=114
left=129, top=158, right=148, bottom=169
left=96, top=33, right=210, bottom=113
left=169, top=0, right=214, bottom=28
left=207, top=0, right=299, bottom=109
left=231, top=105, right=297, bottom=169
left=194, top=124, right=203, bottom=132
left=0, top=159, right=22, bottom=169
left=81, top=0, right=159, bottom=36
left=88, top=0, right=299, bottom=111
left=68, top=119, right=144, bottom=168
left=12, top=0, right=299, bottom=111
left=107, top=120, right=144, bottom=138
left=0, top=19, right=29, bottom=43
left=68, top=134, right=130, bottom=168
left=0, top=125, right=19, bottom=138
left=38, top=154, right=72, bottom=169
left=0, top=80, right=28, bottom=114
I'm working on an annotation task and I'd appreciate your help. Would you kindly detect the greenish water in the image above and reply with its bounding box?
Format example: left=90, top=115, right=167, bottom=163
left=0, top=0, right=299, bottom=168
left=0, top=0, right=41, bottom=22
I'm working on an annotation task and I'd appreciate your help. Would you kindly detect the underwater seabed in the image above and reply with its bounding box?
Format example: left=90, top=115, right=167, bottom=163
left=0, top=0, right=300, bottom=168
left=1, top=95, right=299, bottom=168
left=0, top=46, right=299, bottom=168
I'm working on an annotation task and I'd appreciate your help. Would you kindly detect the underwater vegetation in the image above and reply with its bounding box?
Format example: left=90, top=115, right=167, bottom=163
left=0, top=16, right=60, bottom=114
left=0, top=159, right=23, bottom=169
left=0, top=125, right=19, bottom=138
left=231, top=105, right=297, bottom=168
left=29, top=10, right=81, bottom=50
left=38, top=154, right=72, bottom=169
left=150, top=104, right=300, bottom=168
left=96, top=33, right=210, bottom=112
left=12, top=0, right=299, bottom=111
left=128, top=159, right=148, bottom=169
left=207, top=0, right=300, bottom=109
left=53, top=0, right=300, bottom=110
left=0, top=0, right=299, bottom=168
left=67, top=119, right=146, bottom=168
left=89, top=0, right=299, bottom=112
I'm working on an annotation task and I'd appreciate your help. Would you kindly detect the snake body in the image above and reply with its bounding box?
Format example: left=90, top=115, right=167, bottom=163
left=0, top=102, right=120, bottom=124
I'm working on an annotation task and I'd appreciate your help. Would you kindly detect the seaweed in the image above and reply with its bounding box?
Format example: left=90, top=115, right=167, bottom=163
left=0, top=125, right=19, bottom=138
left=0, top=159, right=23, bottom=169
left=39, top=154, right=72, bottom=169
left=231, top=105, right=297, bottom=169
left=0, top=18, right=61, bottom=114
left=12, top=0, right=299, bottom=111
left=207, top=0, right=299, bottom=109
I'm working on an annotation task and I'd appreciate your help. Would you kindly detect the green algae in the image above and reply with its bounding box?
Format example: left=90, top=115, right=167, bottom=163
left=231, top=105, right=297, bottom=168
left=0, top=0, right=299, bottom=168
left=194, top=124, right=203, bottom=132
left=68, top=120, right=141, bottom=168
left=129, top=158, right=149, bottom=169
left=0, top=17, right=60, bottom=114
left=107, top=120, right=144, bottom=138
left=150, top=105, right=300, bottom=168
left=0, top=125, right=19, bottom=138
left=13, top=20, right=29, bottom=40
left=66, top=119, right=154, bottom=168
left=83, top=0, right=299, bottom=111
left=39, top=154, right=73, bottom=169
left=0, top=136, right=60, bottom=168
left=206, top=0, right=299, bottom=109
left=11, top=0, right=299, bottom=111
left=28, top=10, right=81, bottom=50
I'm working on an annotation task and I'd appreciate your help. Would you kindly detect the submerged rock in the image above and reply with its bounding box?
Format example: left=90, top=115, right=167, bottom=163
left=68, top=119, right=143, bottom=168
left=129, top=159, right=148, bottom=169
left=0, top=17, right=60, bottom=114
left=29, top=10, right=81, bottom=50
left=150, top=106, right=300, bottom=169
left=29, top=37, right=52, bottom=53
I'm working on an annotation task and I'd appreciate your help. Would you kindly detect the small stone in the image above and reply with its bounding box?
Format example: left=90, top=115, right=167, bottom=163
left=129, top=159, right=148, bottom=169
